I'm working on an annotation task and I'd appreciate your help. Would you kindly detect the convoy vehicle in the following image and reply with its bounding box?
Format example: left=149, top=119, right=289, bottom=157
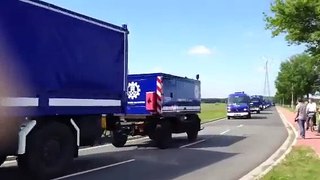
left=113, top=73, right=202, bottom=149
left=0, top=0, right=129, bottom=178
left=250, top=95, right=263, bottom=113
left=227, top=92, right=251, bottom=119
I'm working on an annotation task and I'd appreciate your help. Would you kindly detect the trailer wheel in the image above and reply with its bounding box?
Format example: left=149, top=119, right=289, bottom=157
left=154, top=120, right=172, bottom=149
left=0, top=156, right=6, bottom=166
left=18, top=121, right=75, bottom=179
left=111, top=130, right=128, bottom=147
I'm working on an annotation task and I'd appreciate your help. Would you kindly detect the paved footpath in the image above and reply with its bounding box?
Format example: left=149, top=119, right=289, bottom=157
left=277, top=106, right=320, bottom=155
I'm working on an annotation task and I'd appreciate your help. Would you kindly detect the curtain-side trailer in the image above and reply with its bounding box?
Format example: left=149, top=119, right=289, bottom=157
left=0, top=0, right=129, bottom=179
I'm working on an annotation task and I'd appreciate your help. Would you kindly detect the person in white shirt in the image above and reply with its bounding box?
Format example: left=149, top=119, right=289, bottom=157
left=306, top=98, right=317, bottom=131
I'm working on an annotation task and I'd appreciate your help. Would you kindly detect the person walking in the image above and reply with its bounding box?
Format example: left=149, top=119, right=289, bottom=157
left=306, top=98, right=317, bottom=131
left=295, top=98, right=308, bottom=139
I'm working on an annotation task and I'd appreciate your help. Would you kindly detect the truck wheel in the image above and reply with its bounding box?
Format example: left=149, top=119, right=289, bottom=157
left=111, top=130, right=128, bottom=147
left=18, top=121, right=75, bottom=179
left=186, top=115, right=200, bottom=142
left=154, top=120, right=172, bottom=149
left=148, top=133, right=155, bottom=140
left=187, top=130, right=198, bottom=142
left=227, top=116, right=231, bottom=120
left=247, top=113, right=252, bottom=119
left=0, top=156, right=6, bottom=166
left=257, top=110, right=260, bottom=114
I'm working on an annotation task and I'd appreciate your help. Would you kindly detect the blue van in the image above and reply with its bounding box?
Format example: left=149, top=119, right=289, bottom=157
left=227, top=92, right=251, bottom=119
left=250, top=95, right=263, bottom=113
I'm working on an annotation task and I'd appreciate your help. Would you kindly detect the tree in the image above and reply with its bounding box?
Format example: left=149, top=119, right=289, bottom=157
left=264, top=0, right=320, bottom=55
left=275, top=53, right=318, bottom=103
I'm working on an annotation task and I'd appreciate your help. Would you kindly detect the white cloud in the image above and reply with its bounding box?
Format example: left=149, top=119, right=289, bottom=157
left=188, top=45, right=213, bottom=56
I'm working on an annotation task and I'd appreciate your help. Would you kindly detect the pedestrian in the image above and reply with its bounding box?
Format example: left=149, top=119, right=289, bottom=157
left=306, top=98, right=317, bottom=131
left=316, top=107, right=320, bottom=136
left=295, top=98, right=308, bottom=139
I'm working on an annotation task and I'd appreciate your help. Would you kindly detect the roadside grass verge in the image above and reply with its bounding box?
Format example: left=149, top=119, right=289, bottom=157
left=262, top=146, right=320, bottom=180
left=199, top=103, right=226, bottom=123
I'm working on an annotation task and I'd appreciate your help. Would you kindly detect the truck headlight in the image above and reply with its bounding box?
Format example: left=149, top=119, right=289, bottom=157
left=244, top=108, right=247, bottom=111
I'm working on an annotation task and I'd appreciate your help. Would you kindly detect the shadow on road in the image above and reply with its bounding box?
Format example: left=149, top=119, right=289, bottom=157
left=0, top=134, right=244, bottom=180
left=251, top=115, right=268, bottom=120
left=260, top=111, right=273, bottom=114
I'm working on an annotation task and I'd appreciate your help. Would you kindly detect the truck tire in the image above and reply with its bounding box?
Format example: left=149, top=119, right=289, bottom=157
left=17, top=121, right=75, bottom=179
left=257, top=110, right=260, bottom=114
left=186, top=115, right=200, bottom=142
left=154, top=120, right=172, bottom=149
left=148, top=133, right=155, bottom=140
left=111, top=130, right=128, bottom=147
left=187, top=130, right=198, bottom=142
left=227, top=116, right=230, bottom=120
left=0, top=156, right=6, bottom=166
left=247, top=113, right=252, bottom=119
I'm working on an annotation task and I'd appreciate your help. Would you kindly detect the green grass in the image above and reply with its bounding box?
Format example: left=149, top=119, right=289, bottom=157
left=263, top=146, right=320, bottom=180
left=199, top=103, right=227, bottom=123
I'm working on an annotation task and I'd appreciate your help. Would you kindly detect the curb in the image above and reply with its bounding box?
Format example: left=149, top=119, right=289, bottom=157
left=239, top=107, right=298, bottom=180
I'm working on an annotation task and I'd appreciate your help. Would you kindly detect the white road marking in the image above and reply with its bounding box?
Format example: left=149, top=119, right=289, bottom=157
left=53, top=159, right=136, bottom=180
left=237, top=124, right=244, bottom=128
left=220, top=129, right=230, bottom=135
left=179, top=139, right=206, bottom=148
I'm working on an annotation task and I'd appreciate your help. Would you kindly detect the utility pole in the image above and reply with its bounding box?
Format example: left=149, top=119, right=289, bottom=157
left=263, top=58, right=271, bottom=98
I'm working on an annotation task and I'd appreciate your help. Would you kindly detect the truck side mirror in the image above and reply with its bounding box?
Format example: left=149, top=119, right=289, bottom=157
left=196, top=74, right=200, bottom=80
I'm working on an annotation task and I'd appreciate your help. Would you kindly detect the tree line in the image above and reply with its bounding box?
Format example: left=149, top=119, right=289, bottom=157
left=264, top=0, right=320, bottom=104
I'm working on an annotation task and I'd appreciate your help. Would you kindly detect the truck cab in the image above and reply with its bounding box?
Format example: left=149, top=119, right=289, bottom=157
left=227, top=92, right=251, bottom=119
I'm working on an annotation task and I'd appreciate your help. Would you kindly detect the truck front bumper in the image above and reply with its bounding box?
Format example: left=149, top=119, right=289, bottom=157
left=250, top=107, right=260, bottom=111
left=227, top=112, right=249, bottom=117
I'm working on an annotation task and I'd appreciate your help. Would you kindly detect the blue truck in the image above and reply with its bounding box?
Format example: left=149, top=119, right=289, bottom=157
left=113, top=73, right=202, bottom=149
left=249, top=95, right=263, bottom=114
left=227, top=92, right=251, bottom=119
left=0, top=0, right=129, bottom=178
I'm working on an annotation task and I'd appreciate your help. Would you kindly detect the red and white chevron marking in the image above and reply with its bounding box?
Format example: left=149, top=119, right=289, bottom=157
left=156, top=76, right=163, bottom=114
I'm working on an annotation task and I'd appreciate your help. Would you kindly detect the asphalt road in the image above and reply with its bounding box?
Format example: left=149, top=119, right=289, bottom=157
left=0, top=107, right=288, bottom=180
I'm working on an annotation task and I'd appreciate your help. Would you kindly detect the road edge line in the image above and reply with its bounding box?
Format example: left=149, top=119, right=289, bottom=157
left=201, top=117, right=226, bottom=125
left=239, top=107, right=298, bottom=180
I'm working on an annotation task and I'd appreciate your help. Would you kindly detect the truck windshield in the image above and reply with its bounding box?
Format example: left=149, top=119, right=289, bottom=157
left=251, top=98, right=260, bottom=103
left=228, top=96, right=249, bottom=104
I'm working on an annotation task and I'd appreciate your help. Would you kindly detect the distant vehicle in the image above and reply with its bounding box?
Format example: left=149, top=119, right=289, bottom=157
left=227, top=92, right=251, bottom=119
left=250, top=95, right=263, bottom=114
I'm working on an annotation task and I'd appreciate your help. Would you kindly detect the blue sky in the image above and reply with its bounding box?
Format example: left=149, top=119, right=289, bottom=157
left=46, top=0, right=306, bottom=98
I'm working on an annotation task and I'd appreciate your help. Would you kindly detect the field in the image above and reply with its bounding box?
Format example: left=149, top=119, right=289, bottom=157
left=263, top=146, right=320, bottom=180
left=199, top=103, right=227, bottom=123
